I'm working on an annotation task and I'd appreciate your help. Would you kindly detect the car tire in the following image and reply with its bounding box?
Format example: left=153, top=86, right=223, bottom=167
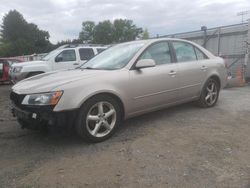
left=75, top=95, right=122, bottom=143
left=197, top=78, right=220, bottom=108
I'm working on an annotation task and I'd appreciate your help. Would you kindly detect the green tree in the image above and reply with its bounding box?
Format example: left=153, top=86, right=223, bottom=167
left=141, top=28, right=150, bottom=39
left=79, top=19, right=144, bottom=44
left=113, top=19, right=143, bottom=42
left=54, top=39, right=83, bottom=49
left=0, top=10, right=52, bottom=57
left=79, top=21, right=95, bottom=43
left=93, top=20, right=114, bottom=44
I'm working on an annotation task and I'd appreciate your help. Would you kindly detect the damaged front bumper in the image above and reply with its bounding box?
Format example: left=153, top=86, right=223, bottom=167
left=11, top=103, right=77, bottom=131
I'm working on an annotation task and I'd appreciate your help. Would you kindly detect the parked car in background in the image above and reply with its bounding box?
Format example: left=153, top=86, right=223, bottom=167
left=10, top=38, right=227, bottom=142
left=0, top=58, right=23, bottom=83
left=9, top=44, right=107, bottom=83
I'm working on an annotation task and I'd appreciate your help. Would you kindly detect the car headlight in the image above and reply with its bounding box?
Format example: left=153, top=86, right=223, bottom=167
left=13, top=66, right=22, bottom=73
left=22, top=91, right=63, bottom=106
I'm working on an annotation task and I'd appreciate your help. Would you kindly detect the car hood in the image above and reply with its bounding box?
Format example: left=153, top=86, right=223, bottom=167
left=12, top=60, right=45, bottom=67
left=12, top=69, right=110, bottom=94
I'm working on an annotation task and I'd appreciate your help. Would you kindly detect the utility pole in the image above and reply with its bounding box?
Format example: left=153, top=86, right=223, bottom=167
left=245, top=19, right=250, bottom=81
left=237, top=11, right=250, bottom=23
left=201, top=26, right=207, bottom=48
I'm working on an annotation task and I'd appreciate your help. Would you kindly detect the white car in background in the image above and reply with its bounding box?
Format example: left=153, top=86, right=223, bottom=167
left=9, top=44, right=107, bottom=83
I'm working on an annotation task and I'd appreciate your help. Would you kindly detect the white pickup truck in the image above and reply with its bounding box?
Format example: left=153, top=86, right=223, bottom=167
left=9, top=44, right=107, bottom=83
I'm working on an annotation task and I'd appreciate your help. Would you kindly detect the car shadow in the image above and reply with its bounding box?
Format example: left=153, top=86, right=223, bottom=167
left=13, top=102, right=200, bottom=147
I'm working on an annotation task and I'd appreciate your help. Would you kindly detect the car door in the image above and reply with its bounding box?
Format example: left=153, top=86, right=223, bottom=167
left=129, top=41, right=180, bottom=113
left=171, top=41, right=206, bottom=99
left=78, top=48, right=95, bottom=65
left=53, top=49, right=78, bottom=70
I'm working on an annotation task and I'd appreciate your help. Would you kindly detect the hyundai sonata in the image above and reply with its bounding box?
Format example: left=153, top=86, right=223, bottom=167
left=10, top=38, right=227, bottom=142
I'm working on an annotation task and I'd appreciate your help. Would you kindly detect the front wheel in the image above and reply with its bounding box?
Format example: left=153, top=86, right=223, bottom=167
left=76, top=95, right=122, bottom=143
left=197, top=78, right=220, bottom=108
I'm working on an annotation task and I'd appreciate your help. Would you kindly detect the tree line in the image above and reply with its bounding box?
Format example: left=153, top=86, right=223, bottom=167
left=0, top=10, right=149, bottom=57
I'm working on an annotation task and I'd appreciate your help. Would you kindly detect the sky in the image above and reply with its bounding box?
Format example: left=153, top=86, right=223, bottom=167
left=0, top=0, right=249, bottom=44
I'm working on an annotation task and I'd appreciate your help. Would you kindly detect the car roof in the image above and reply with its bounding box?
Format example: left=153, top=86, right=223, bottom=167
left=59, top=46, right=108, bottom=51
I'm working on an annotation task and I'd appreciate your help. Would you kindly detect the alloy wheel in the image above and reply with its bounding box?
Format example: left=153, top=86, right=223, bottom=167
left=205, top=81, right=218, bottom=106
left=86, top=101, right=117, bottom=138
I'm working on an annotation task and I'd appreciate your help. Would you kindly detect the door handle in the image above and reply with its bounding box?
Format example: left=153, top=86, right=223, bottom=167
left=73, top=63, right=79, bottom=65
left=201, top=65, right=208, bottom=71
left=169, top=70, right=177, bottom=76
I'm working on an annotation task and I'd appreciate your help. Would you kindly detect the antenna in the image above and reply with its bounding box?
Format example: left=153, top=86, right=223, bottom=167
left=237, top=10, right=250, bottom=23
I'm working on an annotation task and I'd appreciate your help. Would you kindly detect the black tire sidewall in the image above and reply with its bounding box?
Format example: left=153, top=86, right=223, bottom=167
left=76, top=95, right=122, bottom=142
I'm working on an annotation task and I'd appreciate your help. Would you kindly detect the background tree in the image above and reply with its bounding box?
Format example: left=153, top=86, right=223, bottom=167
left=78, top=19, right=143, bottom=44
left=113, top=19, right=143, bottom=42
left=93, top=20, right=114, bottom=44
left=54, top=39, right=83, bottom=49
left=0, top=10, right=52, bottom=57
left=141, top=28, right=150, bottom=39
left=79, top=21, right=95, bottom=43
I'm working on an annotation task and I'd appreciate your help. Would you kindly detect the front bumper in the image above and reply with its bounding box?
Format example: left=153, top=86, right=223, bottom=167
left=11, top=104, right=77, bottom=130
left=9, top=71, right=29, bottom=83
left=10, top=91, right=77, bottom=130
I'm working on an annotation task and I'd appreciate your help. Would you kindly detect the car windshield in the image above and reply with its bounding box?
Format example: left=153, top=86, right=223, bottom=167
left=42, top=49, right=59, bottom=61
left=80, top=41, right=145, bottom=70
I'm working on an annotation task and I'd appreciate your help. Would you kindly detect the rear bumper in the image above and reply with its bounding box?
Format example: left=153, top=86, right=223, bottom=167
left=11, top=104, right=77, bottom=130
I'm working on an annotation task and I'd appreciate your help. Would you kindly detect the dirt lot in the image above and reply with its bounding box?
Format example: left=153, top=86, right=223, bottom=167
left=0, top=84, right=250, bottom=188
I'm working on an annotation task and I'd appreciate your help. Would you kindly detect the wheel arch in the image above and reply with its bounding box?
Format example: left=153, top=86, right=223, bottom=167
left=209, top=74, right=221, bottom=90
left=80, top=91, right=126, bottom=120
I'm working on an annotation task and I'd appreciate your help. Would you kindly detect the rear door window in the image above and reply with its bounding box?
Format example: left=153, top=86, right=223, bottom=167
left=194, top=47, right=208, bottom=60
left=79, top=48, right=95, bottom=60
left=172, top=41, right=197, bottom=62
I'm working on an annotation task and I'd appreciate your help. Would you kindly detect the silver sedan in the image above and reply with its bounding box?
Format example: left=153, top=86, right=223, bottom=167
left=11, top=38, right=227, bottom=142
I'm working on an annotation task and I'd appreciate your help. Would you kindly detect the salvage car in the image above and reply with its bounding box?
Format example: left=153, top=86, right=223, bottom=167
left=10, top=38, right=227, bottom=142
left=9, top=44, right=107, bottom=83
left=0, top=58, right=23, bottom=83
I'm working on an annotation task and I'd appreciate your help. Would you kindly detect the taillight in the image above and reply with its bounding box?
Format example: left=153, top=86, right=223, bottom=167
left=219, top=56, right=228, bottom=68
left=222, top=58, right=228, bottom=69
left=224, top=59, right=228, bottom=68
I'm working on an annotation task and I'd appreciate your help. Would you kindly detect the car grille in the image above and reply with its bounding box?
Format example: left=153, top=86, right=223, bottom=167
left=10, top=92, right=26, bottom=108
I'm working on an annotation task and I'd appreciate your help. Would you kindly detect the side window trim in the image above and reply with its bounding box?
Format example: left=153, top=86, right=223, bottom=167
left=130, top=41, right=174, bottom=70
left=193, top=46, right=198, bottom=60
left=169, top=41, right=177, bottom=63
left=194, top=46, right=209, bottom=60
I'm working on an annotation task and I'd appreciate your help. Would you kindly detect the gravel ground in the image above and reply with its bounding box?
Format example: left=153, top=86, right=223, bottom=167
left=0, top=84, right=250, bottom=188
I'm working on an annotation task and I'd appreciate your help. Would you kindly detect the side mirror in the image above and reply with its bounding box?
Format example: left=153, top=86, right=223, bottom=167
left=135, top=59, right=156, bottom=69
left=55, top=56, right=63, bottom=62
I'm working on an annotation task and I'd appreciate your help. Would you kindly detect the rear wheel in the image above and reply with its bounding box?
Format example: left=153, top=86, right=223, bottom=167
left=76, top=95, right=122, bottom=142
left=197, top=78, right=220, bottom=108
